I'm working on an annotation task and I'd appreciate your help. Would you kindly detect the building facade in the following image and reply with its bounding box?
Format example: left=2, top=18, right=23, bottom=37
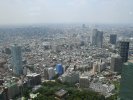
left=93, top=61, right=98, bottom=74
left=27, top=73, right=41, bottom=87
left=56, top=64, right=64, bottom=75
left=60, top=72, right=79, bottom=84
left=44, top=68, right=49, bottom=80
left=92, top=29, right=103, bottom=48
left=98, top=62, right=106, bottom=73
left=3, top=82, right=20, bottom=99
left=118, top=41, right=129, bottom=63
left=48, top=67, right=55, bottom=80
left=11, top=44, right=23, bottom=75
left=110, top=34, right=117, bottom=45
left=111, top=54, right=123, bottom=73
left=79, top=76, right=90, bottom=88
left=120, top=62, right=133, bottom=100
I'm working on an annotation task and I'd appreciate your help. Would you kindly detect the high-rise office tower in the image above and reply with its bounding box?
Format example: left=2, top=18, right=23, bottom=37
left=92, top=29, right=103, bottom=48
left=120, top=61, right=133, bottom=100
left=111, top=54, right=123, bottom=73
left=56, top=64, right=64, bottom=75
left=11, top=44, right=23, bottom=75
left=97, top=31, right=103, bottom=48
left=118, top=41, right=129, bottom=63
left=92, top=29, right=98, bottom=46
left=110, top=34, right=117, bottom=45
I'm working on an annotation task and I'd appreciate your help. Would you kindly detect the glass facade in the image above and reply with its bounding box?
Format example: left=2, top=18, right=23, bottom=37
left=120, top=62, right=133, bottom=100
left=56, top=64, right=63, bottom=75
left=12, top=44, right=23, bottom=75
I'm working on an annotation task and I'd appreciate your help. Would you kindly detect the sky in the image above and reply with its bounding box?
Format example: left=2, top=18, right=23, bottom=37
left=0, top=0, right=133, bottom=25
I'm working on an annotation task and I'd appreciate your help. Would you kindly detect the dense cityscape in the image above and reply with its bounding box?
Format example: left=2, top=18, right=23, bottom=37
left=0, top=24, right=133, bottom=100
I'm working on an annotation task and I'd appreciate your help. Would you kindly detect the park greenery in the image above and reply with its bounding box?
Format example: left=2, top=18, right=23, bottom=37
left=22, top=79, right=103, bottom=100
left=22, top=79, right=118, bottom=100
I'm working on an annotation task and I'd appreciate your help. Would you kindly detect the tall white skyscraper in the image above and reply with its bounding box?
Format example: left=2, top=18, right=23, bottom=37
left=11, top=44, right=23, bottom=75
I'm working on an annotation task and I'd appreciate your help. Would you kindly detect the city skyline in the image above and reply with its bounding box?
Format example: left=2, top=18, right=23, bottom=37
left=0, top=0, right=133, bottom=25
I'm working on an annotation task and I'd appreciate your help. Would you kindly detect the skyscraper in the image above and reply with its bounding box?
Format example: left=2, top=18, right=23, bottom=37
left=120, top=61, right=133, bottom=100
left=11, top=44, right=23, bottom=75
left=118, top=41, right=129, bottom=63
left=110, top=34, right=117, bottom=45
left=56, top=64, right=64, bottom=75
left=92, top=29, right=103, bottom=48
left=92, top=29, right=98, bottom=46
left=111, top=54, right=122, bottom=73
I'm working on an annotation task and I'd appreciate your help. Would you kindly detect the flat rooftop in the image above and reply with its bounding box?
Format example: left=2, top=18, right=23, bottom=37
left=55, top=89, right=68, bottom=97
left=128, top=60, right=133, bottom=63
left=27, top=73, right=40, bottom=77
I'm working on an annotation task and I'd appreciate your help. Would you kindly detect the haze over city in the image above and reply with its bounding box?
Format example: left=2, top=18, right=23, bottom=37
left=0, top=0, right=133, bottom=25
left=1, top=0, right=133, bottom=100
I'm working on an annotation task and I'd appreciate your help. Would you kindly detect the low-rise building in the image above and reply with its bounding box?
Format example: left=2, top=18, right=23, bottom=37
left=3, top=82, right=21, bottom=99
left=98, top=62, right=106, bottom=72
left=27, top=73, right=41, bottom=87
left=44, top=68, right=49, bottom=80
left=48, top=67, right=55, bottom=80
left=55, top=89, right=68, bottom=100
left=89, top=82, right=115, bottom=97
left=60, top=71, right=79, bottom=84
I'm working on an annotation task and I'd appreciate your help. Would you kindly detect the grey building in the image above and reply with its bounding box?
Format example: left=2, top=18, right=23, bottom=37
left=27, top=73, right=41, bottom=87
left=118, top=41, right=129, bottom=63
left=44, top=68, right=49, bottom=80
left=60, top=72, right=79, bottom=84
left=3, top=82, right=21, bottom=100
left=11, top=44, right=23, bottom=75
left=110, top=34, right=117, bottom=45
left=79, top=76, right=90, bottom=88
left=120, top=61, right=133, bottom=100
left=111, top=54, right=123, bottom=73
left=92, top=29, right=103, bottom=48
left=92, top=29, right=98, bottom=46
left=98, top=62, right=106, bottom=73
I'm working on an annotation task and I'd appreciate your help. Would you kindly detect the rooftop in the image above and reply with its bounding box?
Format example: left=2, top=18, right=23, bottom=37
left=27, top=73, right=40, bottom=77
left=55, top=89, right=68, bottom=97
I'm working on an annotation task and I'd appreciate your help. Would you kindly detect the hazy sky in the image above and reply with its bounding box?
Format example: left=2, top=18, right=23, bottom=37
left=0, top=0, right=133, bottom=25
